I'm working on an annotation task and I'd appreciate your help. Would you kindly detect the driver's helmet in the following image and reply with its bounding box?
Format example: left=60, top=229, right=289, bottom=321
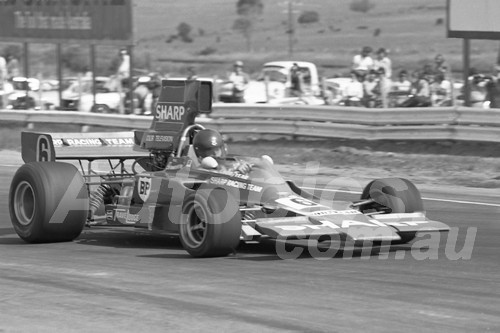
left=193, top=129, right=226, bottom=159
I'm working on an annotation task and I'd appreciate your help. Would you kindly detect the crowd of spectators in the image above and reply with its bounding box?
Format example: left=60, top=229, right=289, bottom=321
left=343, top=46, right=455, bottom=108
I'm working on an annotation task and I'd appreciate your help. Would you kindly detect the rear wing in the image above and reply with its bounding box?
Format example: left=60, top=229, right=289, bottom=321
left=21, top=131, right=150, bottom=163
left=21, top=79, right=213, bottom=163
left=135, top=79, right=212, bottom=153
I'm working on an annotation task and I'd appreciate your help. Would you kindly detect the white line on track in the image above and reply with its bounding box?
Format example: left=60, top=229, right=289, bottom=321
left=2, top=164, right=498, bottom=207
left=421, top=197, right=500, bottom=207
left=301, top=186, right=500, bottom=208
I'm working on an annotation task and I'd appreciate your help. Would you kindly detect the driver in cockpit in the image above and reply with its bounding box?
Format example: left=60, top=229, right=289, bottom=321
left=192, top=128, right=252, bottom=174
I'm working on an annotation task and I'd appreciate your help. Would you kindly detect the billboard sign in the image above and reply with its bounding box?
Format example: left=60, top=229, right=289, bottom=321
left=448, top=0, right=500, bottom=39
left=0, top=0, right=133, bottom=44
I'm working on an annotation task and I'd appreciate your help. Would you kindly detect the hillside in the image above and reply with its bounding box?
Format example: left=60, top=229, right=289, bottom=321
left=131, top=0, right=500, bottom=79
left=1, top=0, right=499, bottom=80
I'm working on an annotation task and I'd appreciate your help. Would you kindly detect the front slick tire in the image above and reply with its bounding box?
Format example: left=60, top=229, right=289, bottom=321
left=180, top=187, right=241, bottom=258
left=361, top=178, right=423, bottom=213
left=361, top=178, right=423, bottom=244
left=9, top=162, right=89, bottom=243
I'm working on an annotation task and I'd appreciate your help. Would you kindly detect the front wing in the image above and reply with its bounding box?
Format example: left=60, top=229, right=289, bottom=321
left=247, top=212, right=449, bottom=242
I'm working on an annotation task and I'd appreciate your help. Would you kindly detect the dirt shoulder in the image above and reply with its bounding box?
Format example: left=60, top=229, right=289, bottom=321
left=2, top=135, right=499, bottom=191
left=227, top=138, right=500, bottom=190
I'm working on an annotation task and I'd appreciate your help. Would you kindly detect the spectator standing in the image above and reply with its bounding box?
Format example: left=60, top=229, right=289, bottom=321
left=469, top=74, right=488, bottom=108
left=352, top=46, right=374, bottom=79
left=375, top=67, right=392, bottom=108
left=373, top=48, right=392, bottom=79
left=147, top=72, right=162, bottom=112
left=415, top=70, right=431, bottom=106
left=116, top=48, right=131, bottom=114
left=430, top=73, right=452, bottom=106
left=133, top=76, right=152, bottom=115
left=117, top=49, right=131, bottom=83
left=187, top=66, right=197, bottom=80
left=400, top=70, right=431, bottom=107
left=486, top=65, right=500, bottom=108
left=290, top=63, right=304, bottom=97
left=422, top=63, right=436, bottom=84
left=390, top=69, right=412, bottom=107
left=492, top=65, right=500, bottom=82
left=392, top=70, right=412, bottom=92
left=6, top=55, right=20, bottom=80
left=0, top=55, right=6, bottom=108
left=1, top=55, right=9, bottom=81
left=228, top=60, right=250, bottom=103
left=362, top=69, right=378, bottom=107
left=342, top=70, right=364, bottom=106
left=433, top=54, right=451, bottom=80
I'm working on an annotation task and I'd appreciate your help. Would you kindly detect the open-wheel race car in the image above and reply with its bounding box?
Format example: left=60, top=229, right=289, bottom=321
left=9, top=79, right=449, bottom=257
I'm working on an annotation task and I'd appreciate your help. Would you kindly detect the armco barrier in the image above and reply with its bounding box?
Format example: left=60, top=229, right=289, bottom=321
left=0, top=110, right=153, bottom=129
left=455, top=107, right=500, bottom=126
left=1, top=104, right=500, bottom=142
left=211, top=104, right=461, bottom=126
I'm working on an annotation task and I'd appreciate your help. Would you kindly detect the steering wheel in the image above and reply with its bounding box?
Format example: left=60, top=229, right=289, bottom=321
left=176, top=124, right=206, bottom=157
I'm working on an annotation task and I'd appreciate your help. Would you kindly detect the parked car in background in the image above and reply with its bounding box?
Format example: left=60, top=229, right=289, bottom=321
left=39, top=79, right=60, bottom=92
left=218, top=61, right=325, bottom=105
left=323, top=77, right=353, bottom=105
left=60, top=76, right=122, bottom=113
left=4, top=77, right=41, bottom=110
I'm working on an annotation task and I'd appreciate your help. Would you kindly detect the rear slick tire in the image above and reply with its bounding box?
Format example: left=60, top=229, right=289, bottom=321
left=9, top=162, right=89, bottom=243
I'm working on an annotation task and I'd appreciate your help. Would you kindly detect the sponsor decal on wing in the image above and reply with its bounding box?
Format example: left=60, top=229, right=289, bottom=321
left=276, top=196, right=323, bottom=210
left=64, top=138, right=102, bottom=146
left=309, top=209, right=362, bottom=217
left=155, top=103, right=185, bottom=122
left=101, top=137, right=135, bottom=145
left=208, top=176, right=263, bottom=193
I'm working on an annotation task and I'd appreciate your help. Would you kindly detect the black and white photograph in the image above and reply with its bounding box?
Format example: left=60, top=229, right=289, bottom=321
left=0, top=0, right=499, bottom=332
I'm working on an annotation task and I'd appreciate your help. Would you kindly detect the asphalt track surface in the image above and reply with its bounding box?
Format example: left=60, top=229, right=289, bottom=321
left=0, top=159, right=499, bottom=332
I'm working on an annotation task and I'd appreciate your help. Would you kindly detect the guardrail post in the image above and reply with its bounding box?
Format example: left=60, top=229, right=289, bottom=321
left=213, top=75, right=220, bottom=102
left=264, top=75, right=270, bottom=102
left=1, top=77, right=7, bottom=109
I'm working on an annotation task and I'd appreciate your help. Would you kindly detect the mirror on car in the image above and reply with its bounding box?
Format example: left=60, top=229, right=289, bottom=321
left=198, top=81, right=212, bottom=113
left=159, top=79, right=212, bottom=114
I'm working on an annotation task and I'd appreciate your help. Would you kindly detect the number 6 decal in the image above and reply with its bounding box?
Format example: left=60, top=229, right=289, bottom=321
left=36, top=135, right=54, bottom=162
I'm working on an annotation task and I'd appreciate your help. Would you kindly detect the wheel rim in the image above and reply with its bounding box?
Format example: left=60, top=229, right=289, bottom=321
left=183, top=202, right=208, bottom=249
left=13, top=181, right=35, bottom=226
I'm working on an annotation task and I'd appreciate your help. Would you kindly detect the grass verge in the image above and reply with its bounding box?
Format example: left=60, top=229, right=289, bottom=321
left=1, top=123, right=499, bottom=188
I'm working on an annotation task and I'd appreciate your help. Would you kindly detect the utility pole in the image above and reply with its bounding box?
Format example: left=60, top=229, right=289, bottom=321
left=287, top=0, right=294, bottom=58
left=281, top=0, right=304, bottom=58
